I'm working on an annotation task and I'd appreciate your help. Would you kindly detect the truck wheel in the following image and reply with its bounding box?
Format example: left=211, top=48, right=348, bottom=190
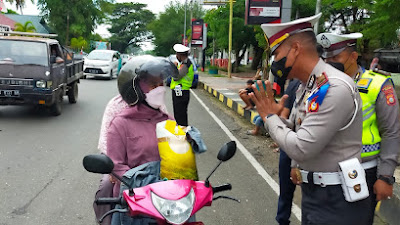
left=50, top=90, right=63, bottom=116
left=68, top=82, right=78, bottom=104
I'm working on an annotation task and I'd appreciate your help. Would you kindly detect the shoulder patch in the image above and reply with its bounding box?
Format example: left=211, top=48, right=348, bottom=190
left=308, top=97, right=319, bottom=112
left=382, top=85, right=396, bottom=106
left=356, top=78, right=372, bottom=89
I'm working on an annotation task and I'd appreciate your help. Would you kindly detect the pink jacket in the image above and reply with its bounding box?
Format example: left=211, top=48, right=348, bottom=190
left=106, top=103, right=171, bottom=196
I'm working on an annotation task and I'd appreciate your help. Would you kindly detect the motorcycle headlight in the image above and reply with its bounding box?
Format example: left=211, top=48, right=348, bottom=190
left=36, top=80, right=46, bottom=88
left=151, top=188, right=195, bottom=225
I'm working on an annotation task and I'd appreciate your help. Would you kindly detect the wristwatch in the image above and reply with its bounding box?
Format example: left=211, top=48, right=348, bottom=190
left=378, top=175, right=395, bottom=185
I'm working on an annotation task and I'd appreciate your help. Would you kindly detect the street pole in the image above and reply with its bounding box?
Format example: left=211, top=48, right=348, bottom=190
left=183, top=0, right=187, bottom=45
left=189, top=0, right=193, bottom=49
left=227, top=0, right=233, bottom=78
left=314, top=0, right=321, bottom=33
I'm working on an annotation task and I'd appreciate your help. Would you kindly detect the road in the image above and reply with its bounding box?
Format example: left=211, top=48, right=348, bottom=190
left=0, top=78, right=301, bottom=224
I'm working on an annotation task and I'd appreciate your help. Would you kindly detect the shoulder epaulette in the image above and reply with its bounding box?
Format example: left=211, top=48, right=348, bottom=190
left=373, top=68, right=391, bottom=77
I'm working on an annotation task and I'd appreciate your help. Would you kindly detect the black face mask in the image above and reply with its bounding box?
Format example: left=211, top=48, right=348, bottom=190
left=270, top=56, right=292, bottom=84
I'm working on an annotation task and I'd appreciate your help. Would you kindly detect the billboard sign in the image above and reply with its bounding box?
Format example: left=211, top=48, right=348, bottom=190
left=245, top=0, right=282, bottom=25
left=191, top=19, right=204, bottom=47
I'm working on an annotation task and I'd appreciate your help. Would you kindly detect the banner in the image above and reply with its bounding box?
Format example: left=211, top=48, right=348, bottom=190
left=191, top=19, right=204, bottom=47
left=245, top=0, right=282, bottom=25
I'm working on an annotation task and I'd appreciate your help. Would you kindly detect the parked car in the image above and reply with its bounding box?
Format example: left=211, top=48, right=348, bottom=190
left=83, top=50, right=122, bottom=79
left=0, top=32, right=84, bottom=116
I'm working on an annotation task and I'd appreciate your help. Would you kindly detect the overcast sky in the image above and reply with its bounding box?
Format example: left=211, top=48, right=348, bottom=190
left=3, top=0, right=214, bottom=50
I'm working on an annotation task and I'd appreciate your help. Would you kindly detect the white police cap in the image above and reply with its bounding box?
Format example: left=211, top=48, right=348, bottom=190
left=173, top=44, right=190, bottom=53
left=261, top=13, right=321, bottom=53
left=316, top=33, right=363, bottom=58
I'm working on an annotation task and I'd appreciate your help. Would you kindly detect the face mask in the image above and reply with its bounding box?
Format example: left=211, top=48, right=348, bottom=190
left=270, top=50, right=293, bottom=83
left=145, top=86, right=167, bottom=110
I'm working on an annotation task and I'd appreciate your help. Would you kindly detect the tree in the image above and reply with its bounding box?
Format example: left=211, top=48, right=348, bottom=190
left=363, top=0, right=400, bottom=48
left=148, top=2, right=205, bottom=56
left=70, top=36, right=88, bottom=52
left=37, top=0, right=111, bottom=45
left=107, top=2, right=155, bottom=53
left=14, top=21, right=36, bottom=32
left=204, top=0, right=256, bottom=72
left=5, top=0, right=33, bottom=14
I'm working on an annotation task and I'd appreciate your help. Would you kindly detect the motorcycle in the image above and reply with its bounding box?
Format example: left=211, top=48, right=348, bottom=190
left=83, top=141, right=240, bottom=225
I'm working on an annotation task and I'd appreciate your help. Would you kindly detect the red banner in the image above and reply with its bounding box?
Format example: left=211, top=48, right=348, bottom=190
left=191, top=19, right=204, bottom=46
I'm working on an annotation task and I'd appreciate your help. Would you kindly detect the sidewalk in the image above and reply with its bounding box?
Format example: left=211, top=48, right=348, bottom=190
left=198, top=70, right=400, bottom=225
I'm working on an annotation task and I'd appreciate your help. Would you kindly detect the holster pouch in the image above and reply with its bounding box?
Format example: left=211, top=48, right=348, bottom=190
left=338, top=158, right=369, bottom=202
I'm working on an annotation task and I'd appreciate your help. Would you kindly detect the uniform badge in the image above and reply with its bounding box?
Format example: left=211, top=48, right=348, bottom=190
left=356, top=78, right=372, bottom=89
left=308, top=97, right=319, bottom=112
left=320, top=34, right=331, bottom=48
left=348, top=170, right=358, bottom=179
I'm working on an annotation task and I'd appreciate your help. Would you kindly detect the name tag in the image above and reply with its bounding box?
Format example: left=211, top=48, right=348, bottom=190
left=356, top=78, right=372, bottom=89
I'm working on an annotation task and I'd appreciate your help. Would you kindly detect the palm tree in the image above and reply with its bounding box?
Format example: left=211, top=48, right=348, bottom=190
left=14, top=21, right=36, bottom=33
left=5, top=0, right=34, bottom=15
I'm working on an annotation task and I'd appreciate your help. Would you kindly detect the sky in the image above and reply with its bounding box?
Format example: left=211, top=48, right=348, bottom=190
left=3, top=0, right=215, bottom=50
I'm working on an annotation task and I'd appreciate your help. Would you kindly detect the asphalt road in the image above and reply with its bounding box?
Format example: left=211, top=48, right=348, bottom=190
left=0, top=78, right=300, bottom=225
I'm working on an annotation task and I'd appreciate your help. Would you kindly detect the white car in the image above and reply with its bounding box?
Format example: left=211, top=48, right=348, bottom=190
left=83, top=50, right=121, bottom=79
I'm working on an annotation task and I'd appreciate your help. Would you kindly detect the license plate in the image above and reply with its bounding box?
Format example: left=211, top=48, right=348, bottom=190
left=0, top=90, right=20, bottom=97
left=89, top=69, right=98, bottom=74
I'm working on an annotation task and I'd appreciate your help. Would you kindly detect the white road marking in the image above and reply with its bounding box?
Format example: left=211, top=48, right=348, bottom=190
left=191, top=89, right=302, bottom=222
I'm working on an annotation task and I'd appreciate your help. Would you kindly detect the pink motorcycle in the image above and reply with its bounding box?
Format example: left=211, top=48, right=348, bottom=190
left=83, top=141, right=239, bottom=225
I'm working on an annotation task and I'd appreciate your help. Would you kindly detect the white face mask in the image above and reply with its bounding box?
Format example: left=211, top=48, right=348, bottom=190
left=145, top=86, right=167, bottom=112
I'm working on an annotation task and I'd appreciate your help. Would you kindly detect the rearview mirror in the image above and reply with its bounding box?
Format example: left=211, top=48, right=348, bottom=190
left=83, top=154, right=114, bottom=174
left=217, top=141, right=236, bottom=162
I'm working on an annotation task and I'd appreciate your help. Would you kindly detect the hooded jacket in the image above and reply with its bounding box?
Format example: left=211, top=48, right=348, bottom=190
left=106, top=103, right=171, bottom=197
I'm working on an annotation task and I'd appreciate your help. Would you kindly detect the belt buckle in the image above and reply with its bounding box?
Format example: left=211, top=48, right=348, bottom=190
left=316, top=172, right=326, bottom=187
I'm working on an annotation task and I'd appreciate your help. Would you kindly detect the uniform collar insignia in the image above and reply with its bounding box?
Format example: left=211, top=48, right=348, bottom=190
left=316, top=72, right=329, bottom=88
left=306, top=74, right=316, bottom=90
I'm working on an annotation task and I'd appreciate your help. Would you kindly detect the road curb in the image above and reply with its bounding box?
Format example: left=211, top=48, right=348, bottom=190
left=199, top=80, right=400, bottom=224
left=199, top=81, right=259, bottom=125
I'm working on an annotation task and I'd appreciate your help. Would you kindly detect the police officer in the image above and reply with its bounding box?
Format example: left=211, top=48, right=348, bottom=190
left=317, top=32, right=400, bottom=225
left=251, top=13, right=370, bottom=225
left=170, top=44, right=196, bottom=126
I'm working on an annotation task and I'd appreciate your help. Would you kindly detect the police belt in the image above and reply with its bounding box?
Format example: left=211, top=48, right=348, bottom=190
left=361, top=159, right=378, bottom=170
left=300, top=170, right=342, bottom=187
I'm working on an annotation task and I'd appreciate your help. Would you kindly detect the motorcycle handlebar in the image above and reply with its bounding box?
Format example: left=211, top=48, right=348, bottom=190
left=212, top=183, right=232, bottom=194
left=95, top=197, right=122, bottom=205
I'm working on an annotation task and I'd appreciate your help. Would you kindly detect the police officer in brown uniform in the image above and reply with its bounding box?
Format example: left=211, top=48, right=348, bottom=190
left=317, top=32, right=400, bottom=225
left=251, top=14, right=371, bottom=225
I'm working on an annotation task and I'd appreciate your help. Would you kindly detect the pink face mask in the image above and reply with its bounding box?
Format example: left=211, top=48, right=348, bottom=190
left=145, top=86, right=168, bottom=113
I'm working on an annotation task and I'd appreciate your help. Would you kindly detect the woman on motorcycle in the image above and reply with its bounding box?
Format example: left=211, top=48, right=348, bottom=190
left=106, top=58, right=178, bottom=198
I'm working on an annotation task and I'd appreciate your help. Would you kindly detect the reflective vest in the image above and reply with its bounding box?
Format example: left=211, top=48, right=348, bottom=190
left=356, top=70, right=393, bottom=158
left=170, top=59, right=196, bottom=90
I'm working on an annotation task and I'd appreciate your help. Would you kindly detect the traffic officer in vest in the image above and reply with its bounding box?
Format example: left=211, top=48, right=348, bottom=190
left=317, top=32, right=400, bottom=225
left=252, top=13, right=371, bottom=225
left=170, top=44, right=195, bottom=126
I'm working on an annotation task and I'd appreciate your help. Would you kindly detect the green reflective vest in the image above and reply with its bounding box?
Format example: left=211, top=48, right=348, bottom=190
left=170, top=61, right=194, bottom=90
left=356, top=70, right=392, bottom=158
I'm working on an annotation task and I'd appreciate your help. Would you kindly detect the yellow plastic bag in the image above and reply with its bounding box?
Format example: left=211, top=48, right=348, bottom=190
left=156, top=120, right=198, bottom=180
